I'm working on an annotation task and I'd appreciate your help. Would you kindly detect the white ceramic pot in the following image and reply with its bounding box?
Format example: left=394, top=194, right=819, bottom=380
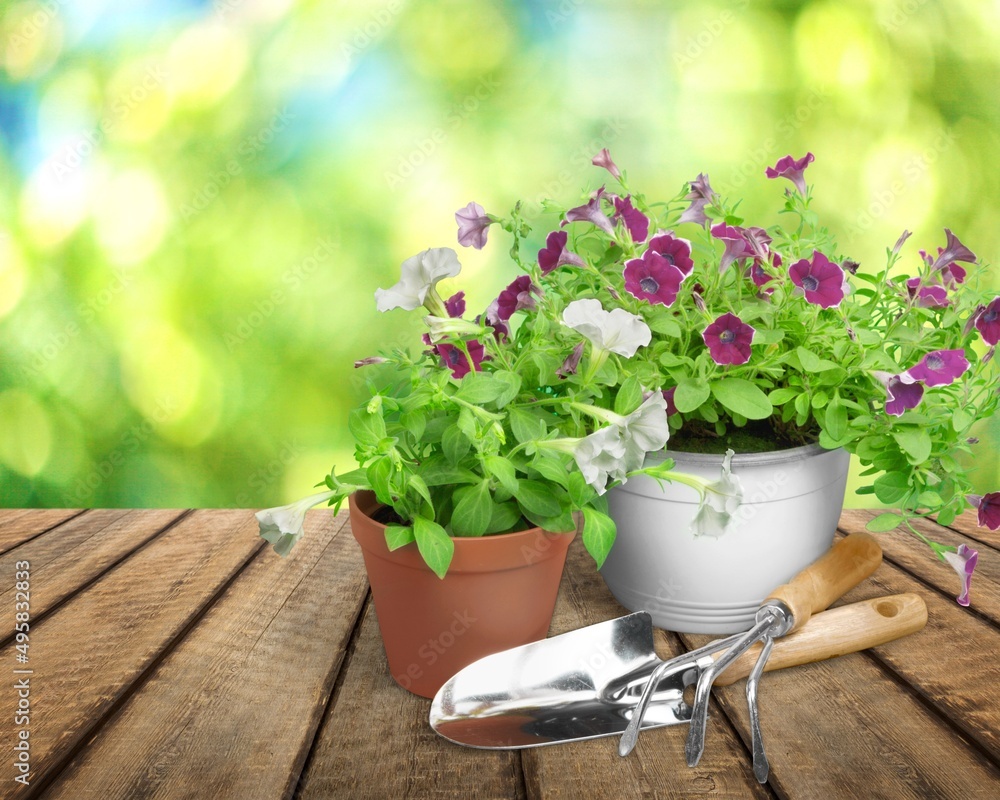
left=602, top=444, right=851, bottom=634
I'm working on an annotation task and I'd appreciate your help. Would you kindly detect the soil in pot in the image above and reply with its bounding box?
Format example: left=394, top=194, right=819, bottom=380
left=668, top=418, right=819, bottom=455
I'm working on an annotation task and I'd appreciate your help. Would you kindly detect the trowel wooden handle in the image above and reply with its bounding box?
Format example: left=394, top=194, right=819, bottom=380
left=765, top=532, right=882, bottom=632
left=714, top=593, right=927, bottom=686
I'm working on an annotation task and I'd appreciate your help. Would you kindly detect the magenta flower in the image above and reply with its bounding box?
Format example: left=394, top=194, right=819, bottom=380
left=591, top=148, right=621, bottom=180
left=975, top=297, right=1000, bottom=345
left=538, top=230, right=585, bottom=274
left=765, top=152, right=815, bottom=195
left=612, top=194, right=649, bottom=243
left=789, top=251, right=846, bottom=308
left=436, top=340, right=486, bottom=378
left=942, top=543, right=978, bottom=607
left=873, top=372, right=924, bottom=416
left=711, top=223, right=756, bottom=272
left=488, top=275, right=537, bottom=325
left=562, top=190, right=615, bottom=236
left=623, top=252, right=686, bottom=307
left=354, top=356, right=387, bottom=368
left=741, top=226, right=772, bottom=260
left=905, top=277, right=949, bottom=308
left=455, top=202, right=492, bottom=250
left=647, top=233, right=694, bottom=276
left=903, top=349, right=969, bottom=387
left=445, top=291, right=466, bottom=318
left=968, top=492, right=1000, bottom=530
left=703, top=312, right=755, bottom=366
left=929, top=228, right=977, bottom=272
left=557, top=342, right=585, bottom=379
left=678, top=173, right=717, bottom=226
left=751, top=252, right=782, bottom=295
left=662, top=386, right=678, bottom=416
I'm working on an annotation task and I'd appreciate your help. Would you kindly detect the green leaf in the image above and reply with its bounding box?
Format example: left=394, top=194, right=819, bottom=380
left=674, top=378, right=711, bottom=413
left=442, top=425, right=472, bottom=465
left=531, top=453, right=570, bottom=487
left=485, top=455, right=519, bottom=494
left=644, top=308, right=682, bottom=337
left=451, top=480, right=493, bottom=537
left=485, top=501, right=523, bottom=534
left=456, top=407, right=476, bottom=440
left=824, top=401, right=849, bottom=441
left=568, top=471, right=596, bottom=508
left=866, top=512, right=903, bottom=532
left=408, top=474, right=434, bottom=514
left=515, top=480, right=562, bottom=517
left=413, top=516, right=454, bottom=579
left=892, top=428, right=932, bottom=464
left=509, top=407, right=547, bottom=444
left=797, top=346, right=823, bottom=372
left=417, top=459, right=479, bottom=487
left=615, top=376, right=644, bottom=416
left=399, top=410, right=426, bottom=442
left=581, top=507, right=617, bottom=568
left=384, top=524, right=415, bottom=551
left=710, top=378, right=772, bottom=420
left=349, top=408, right=386, bottom=447
left=768, top=387, right=799, bottom=405
left=492, top=370, right=522, bottom=408
left=522, top=505, right=577, bottom=533
left=456, top=373, right=505, bottom=404
left=754, top=329, right=785, bottom=345
left=952, top=408, right=974, bottom=432
left=366, top=458, right=393, bottom=503
left=873, top=471, right=911, bottom=505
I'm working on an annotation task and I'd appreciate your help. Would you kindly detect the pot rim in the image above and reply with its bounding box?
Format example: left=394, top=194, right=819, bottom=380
left=651, top=441, right=840, bottom=468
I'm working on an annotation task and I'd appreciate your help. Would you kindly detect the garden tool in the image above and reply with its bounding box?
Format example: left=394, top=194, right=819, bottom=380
left=431, top=573, right=923, bottom=754
left=620, top=531, right=883, bottom=781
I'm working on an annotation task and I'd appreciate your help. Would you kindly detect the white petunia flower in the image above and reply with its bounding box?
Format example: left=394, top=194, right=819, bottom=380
left=620, top=392, right=670, bottom=474
left=574, top=426, right=629, bottom=493
left=562, top=298, right=652, bottom=357
left=692, top=450, right=744, bottom=538
left=256, top=489, right=335, bottom=556
left=375, top=247, right=462, bottom=312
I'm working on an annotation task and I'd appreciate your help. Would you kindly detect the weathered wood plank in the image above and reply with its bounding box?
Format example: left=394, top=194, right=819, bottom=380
left=521, top=540, right=771, bottom=800
left=46, top=510, right=368, bottom=800
left=941, top=509, right=1000, bottom=551
left=841, top=509, right=1000, bottom=626
left=0, top=509, right=263, bottom=795
left=0, top=509, right=187, bottom=644
left=299, top=600, right=526, bottom=800
left=681, top=564, right=1000, bottom=797
left=0, top=509, right=88, bottom=554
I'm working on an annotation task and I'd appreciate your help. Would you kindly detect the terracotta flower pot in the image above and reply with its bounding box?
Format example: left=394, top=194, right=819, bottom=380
left=349, top=491, right=576, bottom=699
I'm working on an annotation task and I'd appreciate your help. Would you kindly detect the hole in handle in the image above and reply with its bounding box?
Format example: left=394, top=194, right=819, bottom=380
left=875, top=600, right=900, bottom=618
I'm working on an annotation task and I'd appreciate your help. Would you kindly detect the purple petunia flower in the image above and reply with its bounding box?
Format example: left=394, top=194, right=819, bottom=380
left=488, top=275, right=537, bottom=326
left=942, top=543, right=979, bottom=607
left=678, top=173, right=717, bottom=226
left=902, top=349, right=970, bottom=387
left=445, top=291, right=466, bottom=318
left=591, top=148, right=621, bottom=180
left=929, top=228, right=977, bottom=272
left=873, top=371, right=924, bottom=416
left=703, top=312, right=755, bottom=366
left=436, top=340, right=487, bottom=379
left=612, top=194, right=649, bottom=243
left=623, top=252, right=686, bottom=307
left=765, top=152, right=815, bottom=195
left=905, top=277, right=949, bottom=308
left=646, top=232, right=694, bottom=276
left=562, top=189, right=616, bottom=236
left=789, top=251, right=846, bottom=309
left=455, top=202, right=492, bottom=250
left=741, top=226, right=772, bottom=261
left=354, top=356, right=387, bottom=368
left=974, top=296, right=1000, bottom=345
left=538, top=230, right=585, bottom=274
left=711, top=223, right=756, bottom=272
left=968, top=492, right=1000, bottom=530
left=662, top=386, right=678, bottom=416
left=751, top=252, right=782, bottom=295
left=557, top=342, right=585, bottom=379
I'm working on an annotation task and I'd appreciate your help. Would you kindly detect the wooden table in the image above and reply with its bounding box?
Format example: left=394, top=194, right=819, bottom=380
left=1, top=508, right=998, bottom=799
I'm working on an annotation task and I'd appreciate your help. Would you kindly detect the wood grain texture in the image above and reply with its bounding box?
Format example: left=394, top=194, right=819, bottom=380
left=46, top=510, right=367, bottom=800
left=840, top=509, right=1000, bottom=626
left=0, top=509, right=87, bottom=554
left=941, top=509, right=1000, bottom=549
left=299, top=602, right=526, bottom=800
left=520, top=539, right=771, bottom=800
left=0, top=509, right=187, bottom=643
left=0, top=509, right=263, bottom=795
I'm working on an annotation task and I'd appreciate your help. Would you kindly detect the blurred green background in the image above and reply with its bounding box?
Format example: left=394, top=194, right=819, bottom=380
left=2, top=0, right=999, bottom=508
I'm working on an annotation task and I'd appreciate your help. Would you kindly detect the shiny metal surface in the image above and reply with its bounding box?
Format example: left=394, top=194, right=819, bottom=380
left=430, top=612, right=706, bottom=749
left=747, top=635, right=774, bottom=783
